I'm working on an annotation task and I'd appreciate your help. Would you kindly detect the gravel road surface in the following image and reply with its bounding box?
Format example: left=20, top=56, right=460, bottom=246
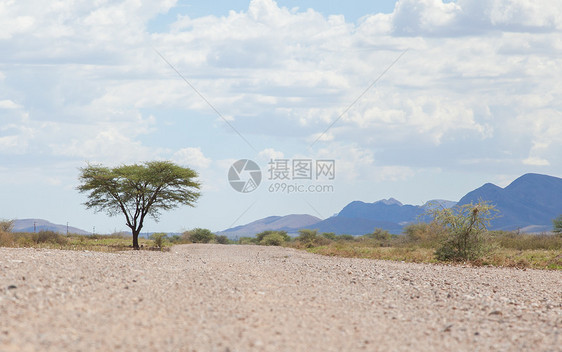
left=1, top=244, right=561, bottom=351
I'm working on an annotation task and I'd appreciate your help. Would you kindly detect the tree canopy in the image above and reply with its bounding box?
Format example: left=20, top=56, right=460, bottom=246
left=77, top=161, right=201, bottom=249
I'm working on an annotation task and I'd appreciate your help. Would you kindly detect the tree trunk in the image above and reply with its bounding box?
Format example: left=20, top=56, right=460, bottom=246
left=132, top=230, right=140, bottom=250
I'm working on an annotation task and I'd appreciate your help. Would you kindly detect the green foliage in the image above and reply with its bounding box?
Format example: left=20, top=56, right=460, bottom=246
left=428, top=201, right=497, bottom=261
left=490, top=231, right=562, bottom=251
left=403, top=222, right=448, bottom=248
left=150, top=233, right=168, bottom=248
left=77, top=161, right=201, bottom=249
left=367, top=228, right=391, bottom=241
left=32, top=231, right=68, bottom=245
left=215, top=235, right=230, bottom=244
left=238, top=236, right=258, bottom=245
left=185, top=228, right=215, bottom=243
left=0, top=219, right=14, bottom=233
left=260, top=233, right=286, bottom=246
left=337, top=234, right=356, bottom=242
left=255, top=230, right=290, bottom=243
left=321, top=232, right=337, bottom=240
left=553, top=215, right=562, bottom=234
left=297, top=229, right=318, bottom=248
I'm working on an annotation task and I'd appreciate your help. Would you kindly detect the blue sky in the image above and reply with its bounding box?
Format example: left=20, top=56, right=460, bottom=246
left=1, top=0, right=561, bottom=234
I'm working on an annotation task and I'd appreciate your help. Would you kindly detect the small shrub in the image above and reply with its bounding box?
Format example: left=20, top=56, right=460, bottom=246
left=150, top=233, right=167, bottom=248
left=337, top=234, right=356, bottom=242
left=185, top=228, right=215, bottom=243
left=256, top=230, right=290, bottom=243
left=428, top=201, right=497, bottom=261
left=297, top=229, right=318, bottom=248
left=0, top=231, right=15, bottom=247
left=32, top=231, right=68, bottom=245
left=0, top=219, right=14, bottom=233
left=261, top=233, right=285, bottom=246
left=403, top=222, right=448, bottom=248
left=321, top=232, right=337, bottom=241
left=491, top=231, right=562, bottom=251
left=239, top=236, right=258, bottom=245
left=215, top=235, right=230, bottom=244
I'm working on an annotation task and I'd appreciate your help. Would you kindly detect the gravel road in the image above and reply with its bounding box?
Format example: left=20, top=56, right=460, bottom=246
left=1, top=244, right=560, bottom=351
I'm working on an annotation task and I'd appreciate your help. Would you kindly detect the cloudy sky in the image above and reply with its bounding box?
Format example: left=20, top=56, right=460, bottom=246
left=1, top=0, right=560, bottom=234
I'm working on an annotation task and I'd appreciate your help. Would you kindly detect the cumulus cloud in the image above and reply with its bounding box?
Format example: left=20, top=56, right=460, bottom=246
left=0, top=0, right=560, bottom=185
left=173, top=147, right=212, bottom=169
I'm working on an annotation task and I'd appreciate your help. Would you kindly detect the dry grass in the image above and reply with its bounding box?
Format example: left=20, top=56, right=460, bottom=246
left=300, top=230, right=562, bottom=270
left=0, top=231, right=169, bottom=252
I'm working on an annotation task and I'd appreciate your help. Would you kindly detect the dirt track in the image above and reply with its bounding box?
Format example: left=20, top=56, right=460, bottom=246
left=1, top=244, right=561, bottom=351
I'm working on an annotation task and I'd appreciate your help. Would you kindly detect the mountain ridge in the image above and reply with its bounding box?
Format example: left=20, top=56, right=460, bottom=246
left=220, top=173, right=561, bottom=236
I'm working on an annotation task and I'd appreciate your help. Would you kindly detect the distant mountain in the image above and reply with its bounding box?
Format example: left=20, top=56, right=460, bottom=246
left=338, top=198, right=423, bottom=223
left=301, top=216, right=405, bottom=235
left=12, top=219, right=90, bottom=235
left=458, top=173, right=562, bottom=231
left=219, top=173, right=561, bottom=236
left=220, top=199, right=456, bottom=237
left=217, top=214, right=321, bottom=238
left=300, top=198, right=454, bottom=235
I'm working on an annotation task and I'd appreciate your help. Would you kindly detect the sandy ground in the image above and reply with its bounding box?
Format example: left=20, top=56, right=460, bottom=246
left=0, top=244, right=560, bottom=351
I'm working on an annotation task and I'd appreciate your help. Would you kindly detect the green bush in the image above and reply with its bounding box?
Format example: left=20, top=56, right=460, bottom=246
left=256, top=230, right=290, bottom=243
left=0, top=219, right=14, bottom=233
left=428, top=202, right=497, bottom=261
left=185, top=228, right=215, bottom=243
left=491, top=231, right=562, bottom=250
left=403, top=222, right=448, bottom=248
left=260, top=233, right=285, bottom=246
left=367, top=228, right=391, bottom=241
left=0, top=231, right=15, bottom=247
left=32, top=231, right=68, bottom=245
left=239, top=236, right=258, bottom=245
left=321, top=232, right=337, bottom=240
left=215, top=235, right=230, bottom=244
left=337, top=234, right=356, bottom=242
left=150, top=233, right=167, bottom=247
left=297, top=229, right=318, bottom=248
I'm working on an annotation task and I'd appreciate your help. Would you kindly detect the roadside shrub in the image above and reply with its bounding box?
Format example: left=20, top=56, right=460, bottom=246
left=261, top=233, right=285, bottom=246
left=367, top=228, right=391, bottom=241
left=215, top=235, right=230, bottom=244
left=0, top=231, right=15, bottom=247
left=239, top=236, right=258, bottom=245
left=321, top=232, right=337, bottom=240
left=32, top=231, right=68, bottom=245
left=0, top=219, right=14, bottom=233
left=403, top=222, right=448, bottom=248
left=337, top=234, right=356, bottom=242
left=185, top=228, right=215, bottom=243
left=491, top=231, right=562, bottom=251
left=150, top=233, right=167, bottom=248
left=256, top=230, right=290, bottom=243
left=428, top=202, right=497, bottom=261
left=297, top=229, right=318, bottom=248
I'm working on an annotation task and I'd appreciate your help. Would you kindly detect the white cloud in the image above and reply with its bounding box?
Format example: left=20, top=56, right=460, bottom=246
left=0, top=0, right=560, bottom=182
left=0, top=100, right=21, bottom=109
left=376, top=166, right=416, bottom=182
left=258, top=148, right=285, bottom=161
left=173, top=147, right=212, bottom=169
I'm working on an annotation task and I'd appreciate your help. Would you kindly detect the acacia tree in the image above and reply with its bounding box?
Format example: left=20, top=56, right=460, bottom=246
left=427, top=201, right=497, bottom=261
left=77, top=161, right=201, bottom=249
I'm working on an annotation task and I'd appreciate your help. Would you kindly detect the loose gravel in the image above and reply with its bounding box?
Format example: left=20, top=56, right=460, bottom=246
left=0, top=244, right=560, bottom=351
